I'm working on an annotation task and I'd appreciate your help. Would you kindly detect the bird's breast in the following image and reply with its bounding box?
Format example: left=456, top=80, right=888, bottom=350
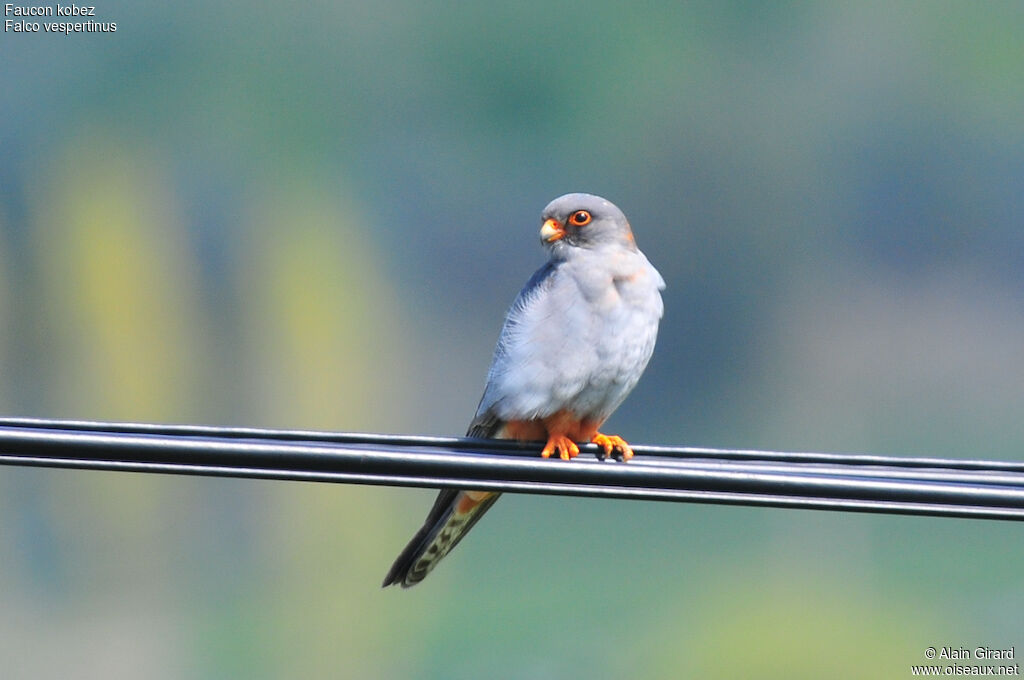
left=547, top=253, right=663, bottom=416
left=483, top=249, right=663, bottom=423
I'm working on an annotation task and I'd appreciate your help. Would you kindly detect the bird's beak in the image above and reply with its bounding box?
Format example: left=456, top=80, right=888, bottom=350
left=540, top=218, right=565, bottom=243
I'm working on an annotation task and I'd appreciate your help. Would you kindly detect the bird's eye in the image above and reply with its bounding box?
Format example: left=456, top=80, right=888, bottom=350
left=569, top=210, right=592, bottom=226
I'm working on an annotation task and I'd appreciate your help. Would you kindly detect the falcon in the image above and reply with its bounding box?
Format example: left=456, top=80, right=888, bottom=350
left=383, top=193, right=665, bottom=588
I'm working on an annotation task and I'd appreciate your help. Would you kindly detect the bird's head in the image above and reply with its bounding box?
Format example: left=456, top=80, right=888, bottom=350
left=539, top=193, right=636, bottom=254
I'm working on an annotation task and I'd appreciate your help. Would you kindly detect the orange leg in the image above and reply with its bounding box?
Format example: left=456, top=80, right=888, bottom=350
left=507, top=412, right=634, bottom=461
left=540, top=410, right=583, bottom=460
left=541, top=434, right=580, bottom=460
left=577, top=419, right=633, bottom=462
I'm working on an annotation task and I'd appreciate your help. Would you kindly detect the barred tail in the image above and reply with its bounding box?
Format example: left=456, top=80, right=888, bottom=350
left=382, top=489, right=500, bottom=588
left=382, top=413, right=506, bottom=588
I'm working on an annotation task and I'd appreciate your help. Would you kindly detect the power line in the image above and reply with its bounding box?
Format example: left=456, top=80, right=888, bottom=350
left=0, top=418, right=1022, bottom=521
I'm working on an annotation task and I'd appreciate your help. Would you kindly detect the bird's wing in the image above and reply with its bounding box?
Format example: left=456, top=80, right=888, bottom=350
left=383, top=263, right=561, bottom=588
left=469, top=260, right=566, bottom=425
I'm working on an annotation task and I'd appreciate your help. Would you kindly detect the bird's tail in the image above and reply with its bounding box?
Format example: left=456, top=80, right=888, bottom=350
left=382, top=488, right=501, bottom=588
left=383, top=414, right=508, bottom=588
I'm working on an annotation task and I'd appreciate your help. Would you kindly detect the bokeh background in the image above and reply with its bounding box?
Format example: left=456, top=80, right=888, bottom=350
left=2, top=1, right=1023, bottom=677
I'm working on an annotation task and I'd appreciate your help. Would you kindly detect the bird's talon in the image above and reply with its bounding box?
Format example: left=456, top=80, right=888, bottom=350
left=541, top=435, right=579, bottom=460
left=591, top=433, right=634, bottom=461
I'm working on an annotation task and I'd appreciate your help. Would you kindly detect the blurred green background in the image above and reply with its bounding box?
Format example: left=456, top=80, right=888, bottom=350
left=2, top=1, right=1023, bottom=678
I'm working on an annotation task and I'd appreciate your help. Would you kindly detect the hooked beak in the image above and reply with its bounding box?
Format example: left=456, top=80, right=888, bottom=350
left=540, top=218, right=565, bottom=243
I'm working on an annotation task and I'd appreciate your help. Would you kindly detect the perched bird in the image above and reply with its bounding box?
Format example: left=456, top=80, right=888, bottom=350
left=383, top=193, right=665, bottom=588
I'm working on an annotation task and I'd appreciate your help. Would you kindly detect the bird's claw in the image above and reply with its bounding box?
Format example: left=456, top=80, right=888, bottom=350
left=541, top=435, right=580, bottom=460
left=591, top=433, right=634, bottom=461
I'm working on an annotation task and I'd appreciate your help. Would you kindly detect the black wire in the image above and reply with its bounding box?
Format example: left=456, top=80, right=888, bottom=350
left=5, top=416, right=1023, bottom=471
left=0, top=418, right=1022, bottom=522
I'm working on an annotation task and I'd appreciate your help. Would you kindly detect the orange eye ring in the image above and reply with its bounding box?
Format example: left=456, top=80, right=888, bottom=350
left=569, top=210, right=592, bottom=226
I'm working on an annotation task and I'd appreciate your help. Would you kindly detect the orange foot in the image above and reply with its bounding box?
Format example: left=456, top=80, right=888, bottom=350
left=541, top=434, right=580, bottom=460
left=591, top=433, right=634, bottom=461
